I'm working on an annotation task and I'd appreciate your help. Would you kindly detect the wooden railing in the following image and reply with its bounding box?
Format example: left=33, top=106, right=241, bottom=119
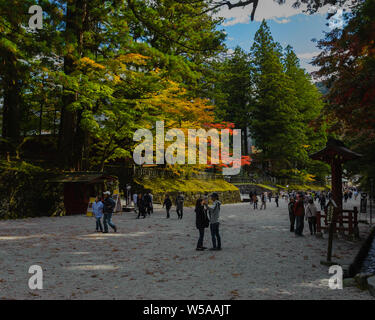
left=316, top=207, right=359, bottom=236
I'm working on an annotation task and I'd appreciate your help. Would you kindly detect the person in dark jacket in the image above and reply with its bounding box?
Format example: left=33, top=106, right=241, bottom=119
left=288, top=197, right=296, bottom=232
left=195, top=198, right=209, bottom=251
left=293, top=194, right=305, bottom=236
left=102, top=191, right=117, bottom=233
left=137, top=193, right=146, bottom=219
left=143, top=192, right=152, bottom=216
left=319, top=193, right=326, bottom=211
left=163, top=194, right=172, bottom=218
left=275, top=193, right=279, bottom=207
left=176, top=193, right=184, bottom=219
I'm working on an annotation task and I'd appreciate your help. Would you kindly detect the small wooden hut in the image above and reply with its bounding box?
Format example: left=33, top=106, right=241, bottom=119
left=51, top=172, right=118, bottom=215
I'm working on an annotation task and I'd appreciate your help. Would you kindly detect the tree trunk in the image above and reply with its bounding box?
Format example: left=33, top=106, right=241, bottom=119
left=58, top=0, right=88, bottom=170
left=2, top=53, right=21, bottom=144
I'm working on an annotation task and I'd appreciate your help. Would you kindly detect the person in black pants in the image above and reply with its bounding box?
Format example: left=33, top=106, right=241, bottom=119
left=143, top=192, right=152, bottom=216
left=102, top=191, right=117, bottom=233
left=163, top=194, right=172, bottom=218
left=176, top=193, right=184, bottom=219
left=275, top=193, right=279, bottom=207
left=288, top=197, right=296, bottom=232
left=137, top=193, right=146, bottom=219
left=195, top=198, right=209, bottom=250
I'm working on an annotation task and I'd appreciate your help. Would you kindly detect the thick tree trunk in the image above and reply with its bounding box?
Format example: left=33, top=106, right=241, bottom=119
left=2, top=53, right=21, bottom=143
left=2, top=82, right=21, bottom=141
left=58, top=0, right=88, bottom=170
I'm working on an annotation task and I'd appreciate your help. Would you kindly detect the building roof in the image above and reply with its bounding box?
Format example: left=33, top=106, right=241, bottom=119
left=309, top=138, right=362, bottom=164
left=49, top=172, right=118, bottom=183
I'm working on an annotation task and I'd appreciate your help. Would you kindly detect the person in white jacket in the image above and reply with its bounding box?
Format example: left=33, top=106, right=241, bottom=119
left=305, top=199, right=318, bottom=235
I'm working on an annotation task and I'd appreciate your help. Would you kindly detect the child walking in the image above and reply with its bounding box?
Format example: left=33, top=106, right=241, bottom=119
left=92, top=195, right=103, bottom=232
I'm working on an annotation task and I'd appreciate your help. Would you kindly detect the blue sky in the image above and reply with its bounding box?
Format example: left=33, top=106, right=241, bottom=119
left=215, top=0, right=345, bottom=73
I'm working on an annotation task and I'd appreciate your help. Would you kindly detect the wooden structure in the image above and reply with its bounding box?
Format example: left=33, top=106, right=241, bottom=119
left=316, top=208, right=359, bottom=236
left=309, top=138, right=362, bottom=264
left=51, top=172, right=118, bottom=215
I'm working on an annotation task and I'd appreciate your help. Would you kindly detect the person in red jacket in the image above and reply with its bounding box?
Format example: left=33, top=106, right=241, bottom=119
left=293, top=193, right=305, bottom=236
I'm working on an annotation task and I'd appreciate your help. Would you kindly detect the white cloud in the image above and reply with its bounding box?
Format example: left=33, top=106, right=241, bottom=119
left=297, top=51, right=321, bottom=74
left=328, top=8, right=345, bottom=29
left=274, top=18, right=291, bottom=24
left=301, top=61, right=319, bottom=75
left=297, top=51, right=320, bottom=60
left=216, top=0, right=331, bottom=26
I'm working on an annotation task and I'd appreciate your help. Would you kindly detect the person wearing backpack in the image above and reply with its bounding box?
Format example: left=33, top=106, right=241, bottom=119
left=205, top=193, right=222, bottom=251
left=102, top=191, right=117, bottom=233
left=163, top=194, right=172, bottom=219
left=195, top=198, right=209, bottom=251
left=176, top=193, right=184, bottom=219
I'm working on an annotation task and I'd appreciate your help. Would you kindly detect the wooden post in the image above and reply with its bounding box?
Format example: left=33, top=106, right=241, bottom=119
left=316, top=211, right=321, bottom=233
left=316, top=211, right=323, bottom=237
left=348, top=211, right=353, bottom=234
left=353, top=206, right=360, bottom=239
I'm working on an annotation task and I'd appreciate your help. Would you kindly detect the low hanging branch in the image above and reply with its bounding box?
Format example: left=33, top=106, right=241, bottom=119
left=198, top=0, right=259, bottom=21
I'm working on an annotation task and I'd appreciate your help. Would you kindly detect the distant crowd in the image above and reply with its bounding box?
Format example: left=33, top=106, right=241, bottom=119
left=91, top=187, right=359, bottom=250
left=248, top=187, right=359, bottom=237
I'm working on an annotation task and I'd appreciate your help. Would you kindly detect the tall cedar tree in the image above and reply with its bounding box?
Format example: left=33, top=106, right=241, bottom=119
left=249, top=20, right=302, bottom=175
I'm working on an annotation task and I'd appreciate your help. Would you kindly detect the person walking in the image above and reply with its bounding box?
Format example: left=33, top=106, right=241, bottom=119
left=92, top=195, right=104, bottom=232
left=195, top=198, right=209, bottom=251
left=319, top=193, right=326, bottom=211
left=176, top=193, right=184, bottom=219
left=144, top=192, right=153, bottom=216
left=275, top=193, right=279, bottom=207
left=252, top=194, right=258, bottom=209
left=249, top=191, right=253, bottom=204
left=268, top=192, right=272, bottom=203
left=163, top=194, right=172, bottom=218
left=149, top=192, right=154, bottom=214
left=305, top=199, right=318, bottom=235
left=102, top=191, right=117, bottom=233
left=133, top=193, right=138, bottom=214
left=137, top=193, right=146, bottom=219
left=288, top=197, right=296, bottom=232
left=293, top=194, right=305, bottom=236
left=205, top=193, right=222, bottom=251
left=260, top=192, right=266, bottom=210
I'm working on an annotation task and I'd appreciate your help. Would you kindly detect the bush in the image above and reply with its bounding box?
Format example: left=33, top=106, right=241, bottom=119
left=0, top=160, right=64, bottom=219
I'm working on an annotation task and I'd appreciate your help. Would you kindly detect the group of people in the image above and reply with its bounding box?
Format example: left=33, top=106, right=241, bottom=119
left=92, top=191, right=118, bottom=233
left=287, top=192, right=320, bottom=237
left=133, top=192, right=154, bottom=219
left=344, top=188, right=358, bottom=202
left=194, top=193, right=222, bottom=251
left=135, top=191, right=222, bottom=251
left=248, top=191, right=279, bottom=210
left=162, top=193, right=185, bottom=219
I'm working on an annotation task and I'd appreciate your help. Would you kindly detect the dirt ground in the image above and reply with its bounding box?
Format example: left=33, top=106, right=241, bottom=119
left=0, top=198, right=373, bottom=300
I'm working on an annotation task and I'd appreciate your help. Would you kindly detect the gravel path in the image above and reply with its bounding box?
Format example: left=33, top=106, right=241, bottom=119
left=0, top=198, right=373, bottom=300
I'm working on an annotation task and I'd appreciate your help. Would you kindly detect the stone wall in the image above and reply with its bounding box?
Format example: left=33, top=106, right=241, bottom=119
left=153, top=190, right=241, bottom=206
left=234, top=184, right=275, bottom=194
